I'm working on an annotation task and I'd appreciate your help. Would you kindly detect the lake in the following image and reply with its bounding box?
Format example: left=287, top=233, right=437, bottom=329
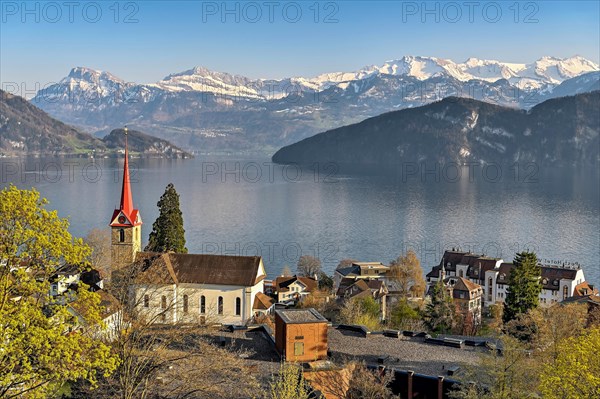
left=2, top=156, right=598, bottom=286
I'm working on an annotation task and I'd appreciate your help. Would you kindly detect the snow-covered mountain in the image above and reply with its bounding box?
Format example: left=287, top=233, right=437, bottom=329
left=31, top=55, right=599, bottom=153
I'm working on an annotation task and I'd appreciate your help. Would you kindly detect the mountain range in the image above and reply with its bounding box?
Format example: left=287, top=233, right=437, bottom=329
left=272, top=91, right=600, bottom=168
left=0, top=90, right=191, bottom=158
left=31, top=56, right=599, bottom=153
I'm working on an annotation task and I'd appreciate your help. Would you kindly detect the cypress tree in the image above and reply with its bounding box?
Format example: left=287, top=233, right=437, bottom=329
left=145, top=183, right=188, bottom=253
left=503, top=251, right=542, bottom=324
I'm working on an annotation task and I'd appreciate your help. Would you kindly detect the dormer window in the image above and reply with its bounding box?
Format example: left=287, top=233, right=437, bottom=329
left=542, top=278, right=548, bottom=285
left=553, top=280, right=559, bottom=286
left=499, top=273, right=505, bottom=281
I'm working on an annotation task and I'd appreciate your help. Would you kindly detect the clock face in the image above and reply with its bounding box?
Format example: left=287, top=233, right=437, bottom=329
left=118, top=216, right=127, bottom=224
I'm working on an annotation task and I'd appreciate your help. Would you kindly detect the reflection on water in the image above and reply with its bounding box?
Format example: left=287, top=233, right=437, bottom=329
left=2, top=156, right=598, bottom=285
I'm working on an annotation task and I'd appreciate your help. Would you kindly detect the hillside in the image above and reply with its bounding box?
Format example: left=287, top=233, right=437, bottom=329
left=103, top=128, right=191, bottom=158
left=0, top=89, right=103, bottom=155
left=272, top=91, right=600, bottom=168
left=0, top=90, right=192, bottom=158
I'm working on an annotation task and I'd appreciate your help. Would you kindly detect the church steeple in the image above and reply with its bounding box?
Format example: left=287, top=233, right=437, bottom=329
left=110, top=126, right=141, bottom=227
left=110, top=126, right=142, bottom=271
left=119, top=127, right=134, bottom=218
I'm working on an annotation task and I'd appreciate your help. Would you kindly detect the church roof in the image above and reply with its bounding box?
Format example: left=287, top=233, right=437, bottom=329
left=133, top=252, right=265, bottom=287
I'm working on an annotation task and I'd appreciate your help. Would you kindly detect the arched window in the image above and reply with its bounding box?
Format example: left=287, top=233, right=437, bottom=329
left=235, top=297, right=241, bottom=316
left=563, top=286, right=568, bottom=300
left=183, top=295, right=189, bottom=314
left=200, top=296, right=206, bottom=314
left=487, top=278, right=493, bottom=302
left=218, top=296, right=223, bottom=315
left=459, top=270, right=464, bottom=277
left=119, top=229, right=125, bottom=243
left=161, top=296, right=167, bottom=309
left=143, top=295, right=149, bottom=308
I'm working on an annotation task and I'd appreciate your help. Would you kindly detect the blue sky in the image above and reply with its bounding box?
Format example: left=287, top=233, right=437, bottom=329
left=1, top=1, right=599, bottom=89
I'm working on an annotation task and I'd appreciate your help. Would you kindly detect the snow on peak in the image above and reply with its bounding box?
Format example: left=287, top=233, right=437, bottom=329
left=66, top=67, right=124, bottom=84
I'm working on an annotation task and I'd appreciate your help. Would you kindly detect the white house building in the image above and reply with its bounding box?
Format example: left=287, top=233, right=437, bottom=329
left=426, top=250, right=589, bottom=307
left=127, top=252, right=267, bottom=325
left=272, top=275, right=318, bottom=302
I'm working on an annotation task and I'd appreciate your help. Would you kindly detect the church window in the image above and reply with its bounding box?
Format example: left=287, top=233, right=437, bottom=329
left=183, top=295, right=189, bottom=314
left=143, top=295, right=149, bottom=308
left=161, top=296, right=167, bottom=309
left=200, top=296, right=206, bottom=314
left=119, top=229, right=125, bottom=242
left=235, top=297, right=241, bottom=316
left=218, top=296, right=223, bottom=314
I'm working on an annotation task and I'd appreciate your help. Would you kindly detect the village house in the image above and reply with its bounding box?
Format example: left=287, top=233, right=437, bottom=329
left=451, top=277, right=483, bottom=322
left=335, top=277, right=389, bottom=320
left=67, top=289, right=123, bottom=341
left=333, top=261, right=390, bottom=290
left=253, top=291, right=276, bottom=316
left=50, top=264, right=82, bottom=296
left=272, top=275, right=318, bottom=302
left=109, top=132, right=269, bottom=326
left=426, top=250, right=590, bottom=307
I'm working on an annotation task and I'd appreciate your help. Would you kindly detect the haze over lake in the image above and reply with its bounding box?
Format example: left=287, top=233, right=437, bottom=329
left=3, top=157, right=598, bottom=286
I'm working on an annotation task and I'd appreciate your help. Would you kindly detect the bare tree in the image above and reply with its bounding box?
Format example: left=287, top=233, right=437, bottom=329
left=389, top=250, right=425, bottom=299
left=306, top=362, right=399, bottom=399
left=281, top=265, right=293, bottom=277
left=297, top=255, right=321, bottom=277
left=85, top=228, right=112, bottom=280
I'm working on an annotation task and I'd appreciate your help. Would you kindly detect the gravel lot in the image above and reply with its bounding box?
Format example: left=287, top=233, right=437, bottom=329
left=327, top=328, right=485, bottom=376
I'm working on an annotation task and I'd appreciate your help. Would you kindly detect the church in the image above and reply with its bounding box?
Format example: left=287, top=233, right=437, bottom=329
left=109, top=129, right=268, bottom=325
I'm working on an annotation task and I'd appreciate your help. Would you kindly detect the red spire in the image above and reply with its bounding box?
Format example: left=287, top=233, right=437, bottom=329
left=110, top=126, right=141, bottom=226
left=120, top=128, right=134, bottom=217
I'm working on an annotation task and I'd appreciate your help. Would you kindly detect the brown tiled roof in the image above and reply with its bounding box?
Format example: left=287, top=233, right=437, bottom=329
left=366, top=280, right=385, bottom=290
left=98, top=290, right=121, bottom=318
left=573, top=282, right=599, bottom=297
left=454, top=277, right=481, bottom=292
left=253, top=292, right=275, bottom=310
left=452, top=277, right=482, bottom=300
left=133, top=252, right=264, bottom=286
left=274, top=275, right=317, bottom=293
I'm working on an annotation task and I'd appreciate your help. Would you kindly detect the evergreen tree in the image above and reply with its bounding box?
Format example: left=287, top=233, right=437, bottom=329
left=145, top=183, right=188, bottom=253
left=503, top=251, right=542, bottom=324
left=424, top=279, right=455, bottom=334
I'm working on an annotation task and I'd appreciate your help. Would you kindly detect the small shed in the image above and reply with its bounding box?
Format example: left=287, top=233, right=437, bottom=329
left=274, top=308, right=328, bottom=362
